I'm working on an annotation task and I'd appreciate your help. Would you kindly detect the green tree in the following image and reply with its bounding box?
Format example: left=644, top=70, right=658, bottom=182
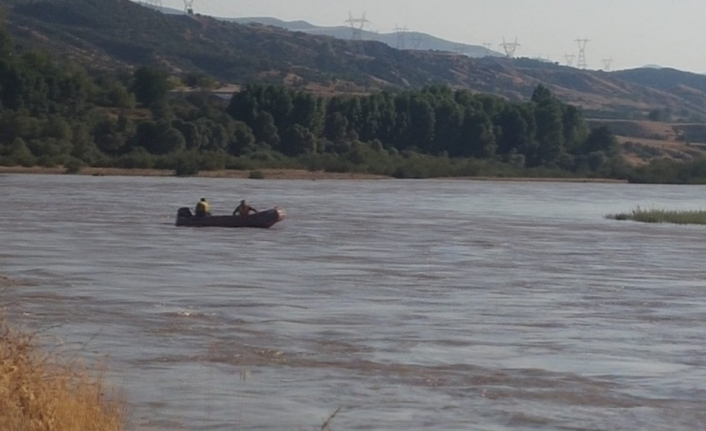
left=562, top=105, right=587, bottom=153
left=251, top=111, right=280, bottom=147
left=184, top=72, right=216, bottom=89
left=132, top=66, right=170, bottom=107
left=408, top=96, right=435, bottom=152
left=433, top=99, right=463, bottom=154
left=582, top=126, right=618, bottom=155
left=6, top=137, right=35, bottom=167
left=228, top=121, right=255, bottom=155
left=457, top=110, right=496, bottom=158
left=281, top=125, right=317, bottom=156
left=495, top=106, right=529, bottom=156
left=324, top=112, right=348, bottom=144
left=133, top=121, right=185, bottom=154
left=532, top=86, right=564, bottom=166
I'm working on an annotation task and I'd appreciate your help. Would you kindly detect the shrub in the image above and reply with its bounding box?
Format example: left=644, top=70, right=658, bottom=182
left=174, top=154, right=200, bottom=177
left=224, top=157, right=255, bottom=170
left=64, top=158, right=84, bottom=174
left=607, top=207, right=706, bottom=225
left=115, top=149, right=154, bottom=169
left=248, top=169, right=265, bottom=179
left=36, top=155, right=59, bottom=168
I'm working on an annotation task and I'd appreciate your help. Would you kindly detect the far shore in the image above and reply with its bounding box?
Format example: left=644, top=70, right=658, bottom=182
left=0, top=166, right=628, bottom=183
left=0, top=166, right=388, bottom=180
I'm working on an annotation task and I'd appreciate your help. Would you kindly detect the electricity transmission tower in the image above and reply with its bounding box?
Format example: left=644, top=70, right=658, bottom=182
left=345, top=12, right=370, bottom=40
left=564, top=53, right=575, bottom=67
left=394, top=25, right=408, bottom=49
left=410, top=34, right=423, bottom=49
left=575, top=38, right=590, bottom=69
left=602, top=57, right=613, bottom=71
left=183, top=0, right=194, bottom=14
left=499, top=37, right=520, bottom=58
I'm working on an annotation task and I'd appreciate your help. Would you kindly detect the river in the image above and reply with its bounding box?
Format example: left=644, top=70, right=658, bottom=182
left=1, top=174, right=705, bottom=430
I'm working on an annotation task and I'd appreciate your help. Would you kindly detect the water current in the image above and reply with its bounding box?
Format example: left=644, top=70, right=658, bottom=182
left=1, top=174, right=706, bottom=430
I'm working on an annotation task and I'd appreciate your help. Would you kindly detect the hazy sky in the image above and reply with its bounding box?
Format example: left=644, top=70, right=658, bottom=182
left=161, top=0, right=706, bottom=72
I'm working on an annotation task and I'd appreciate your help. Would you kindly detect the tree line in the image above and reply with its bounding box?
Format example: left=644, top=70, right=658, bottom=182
left=226, top=83, right=619, bottom=172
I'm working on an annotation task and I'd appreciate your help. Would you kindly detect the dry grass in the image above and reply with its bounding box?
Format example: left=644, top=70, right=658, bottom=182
left=0, top=320, right=126, bottom=431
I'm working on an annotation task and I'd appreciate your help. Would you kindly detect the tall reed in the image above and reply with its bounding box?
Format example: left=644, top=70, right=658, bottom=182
left=0, top=320, right=126, bottom=431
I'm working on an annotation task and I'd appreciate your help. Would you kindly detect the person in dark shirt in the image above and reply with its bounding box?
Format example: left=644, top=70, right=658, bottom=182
left=233, top=200, right=257, bottom=216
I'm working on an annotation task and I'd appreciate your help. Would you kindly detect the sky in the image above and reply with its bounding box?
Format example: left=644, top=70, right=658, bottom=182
left=160, top=0, right=706, bottom=72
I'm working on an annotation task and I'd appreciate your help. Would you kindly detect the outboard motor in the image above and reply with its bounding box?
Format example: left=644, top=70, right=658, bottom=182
left=177, top=207, right=193, bottom=218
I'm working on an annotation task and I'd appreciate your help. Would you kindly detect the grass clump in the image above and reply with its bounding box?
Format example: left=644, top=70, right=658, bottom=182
left=248, top=169, right=265, bottom=179
left=0, top=320, right=126, bottom=431
left=607, top=207, right=706, bottom=225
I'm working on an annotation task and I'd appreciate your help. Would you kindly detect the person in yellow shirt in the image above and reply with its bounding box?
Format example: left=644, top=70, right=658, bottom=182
left=194, top=198, right=210, bottom=217
left=233, top=200, right=257, bottom=216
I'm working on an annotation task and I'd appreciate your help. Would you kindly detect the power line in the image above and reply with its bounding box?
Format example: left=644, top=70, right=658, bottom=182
left=393, top=25, right=408, bottom=50
left=602, top=57, right=613, bottom=71
left=344, top=12, right=370, bottom=41
left=499, top=37, right=520, bottom=58
left=183, top=0, right=194, bottom=14
left=575, top=38, right=590, bottom=69
left=564, top=53, right=575, bottom=67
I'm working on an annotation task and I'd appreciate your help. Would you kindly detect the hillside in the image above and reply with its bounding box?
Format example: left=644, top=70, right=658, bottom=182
left=225, top=17, right=499, bottom=58
left=3, top=0, right=706, bottom=123
left=585, top=119, right=706, bottom=166
left=135, top=2, right=500, bottom=57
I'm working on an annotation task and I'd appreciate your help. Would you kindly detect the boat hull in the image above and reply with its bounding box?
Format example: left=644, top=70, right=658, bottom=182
left=176, top=207, right=285, bottom=228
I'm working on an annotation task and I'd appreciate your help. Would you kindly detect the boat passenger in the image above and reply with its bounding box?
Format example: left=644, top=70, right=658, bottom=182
left=195, top=198, right=210, bottom=217
left=233, top=200, right=258, bottom=216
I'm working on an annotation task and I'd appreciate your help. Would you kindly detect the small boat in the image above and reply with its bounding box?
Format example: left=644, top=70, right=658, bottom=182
left=175, top=207, right=286, bottom=228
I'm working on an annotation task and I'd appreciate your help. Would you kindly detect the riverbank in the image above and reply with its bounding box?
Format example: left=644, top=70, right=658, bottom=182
left=444, top=176, right=627, bottom=183
left=0, top=166, right=390, bottom=180
left=0, top=166, right=628, bottom=183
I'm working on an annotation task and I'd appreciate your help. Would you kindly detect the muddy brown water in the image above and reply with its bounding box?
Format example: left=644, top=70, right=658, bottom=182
left=2, top=174, right=706, bottom=430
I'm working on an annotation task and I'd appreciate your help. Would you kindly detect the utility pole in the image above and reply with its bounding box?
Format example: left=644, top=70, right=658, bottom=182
left=564, top=53, right=575, bottom=67
left=183, top=0, right=194, bottom=14
left=345, top=12, right=370, bottom=41
left=575, top=38, right=590, bottom=69
left=602, top=57, right=613, bottom=71
left=393, top=25, right=408, bottom=50
left=499, top=37, right=520, bottom=58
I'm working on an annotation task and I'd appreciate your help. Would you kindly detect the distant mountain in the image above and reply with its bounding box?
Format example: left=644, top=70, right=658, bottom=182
left=131, top=2, right=501, bottom=58
left=227, top=17, right=318, bottom=31
left=5, top=0, right=706, bottom=122
left=225, top=17, right=501, bottom=58
left=133, top=1, right=181, bottom=15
